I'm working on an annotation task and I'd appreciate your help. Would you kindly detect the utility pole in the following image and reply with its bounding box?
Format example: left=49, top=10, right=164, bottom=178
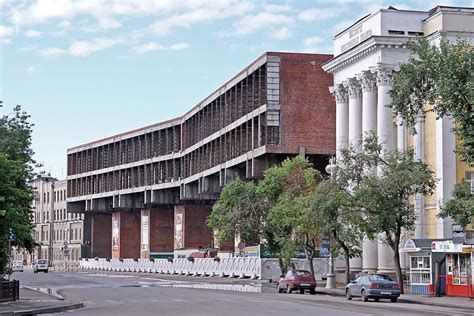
left=325, top=157, right=336, bottom=289
left=47, top=178, right=55, bottom=267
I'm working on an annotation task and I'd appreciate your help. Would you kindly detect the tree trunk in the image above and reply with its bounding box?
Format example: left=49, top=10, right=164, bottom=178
left=278, top=256, right=287, bottom=276
left=393, top=246, right=404, bottom=294
left=342, top=245, right=351, bottom=285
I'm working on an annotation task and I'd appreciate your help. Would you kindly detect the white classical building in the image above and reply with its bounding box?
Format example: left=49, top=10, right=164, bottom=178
left=322, top=5, right=474, bottom=274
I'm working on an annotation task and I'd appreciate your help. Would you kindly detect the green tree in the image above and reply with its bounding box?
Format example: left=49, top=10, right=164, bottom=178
left=439, top=181, right=474, bottom=228
left=391, top=37, right=474, bottom=165
left=264, top=157, right=322, bottom=277
left=348, top=134, right=436, bottom=294
left=0, top=105, right=36, bottom=278
left=313, top=179, right=364, bottom=284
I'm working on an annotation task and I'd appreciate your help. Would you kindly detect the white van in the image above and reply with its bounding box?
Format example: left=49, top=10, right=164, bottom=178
left=33, top=259, right=49, bottom=273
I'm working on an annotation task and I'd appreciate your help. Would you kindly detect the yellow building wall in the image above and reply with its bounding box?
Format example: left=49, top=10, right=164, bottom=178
left=424, top=110, right=438, bottom=238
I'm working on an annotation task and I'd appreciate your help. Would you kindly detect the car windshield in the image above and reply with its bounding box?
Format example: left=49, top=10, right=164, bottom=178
left=38, top=260, right=47, bottom=264
left=369, top=274, right=393, bottom=282
left=294, top=271, right=311, bottom=276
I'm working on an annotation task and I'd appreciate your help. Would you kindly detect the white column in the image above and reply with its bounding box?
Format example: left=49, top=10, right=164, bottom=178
left=414, top=114, right=425, bottom=238
left=358, top=70, right=378, bottom=272
left=373, top=65, right=396, bottom=274
left=436, top=116, right=456, bottom=238
left=330, top=84, right=349, bottom=160
left=397, top=117, right=409, bottom=271
left=344, top=78, right=363, bottom=273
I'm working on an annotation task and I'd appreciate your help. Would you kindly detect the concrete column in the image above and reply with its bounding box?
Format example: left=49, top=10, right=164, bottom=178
left=373, top=64, right=396, bottom=274
left=414, top=114, right=426, bottom=238
left=344, top=78, right=363, bottom=273
left=436, top=116, right=456, bottom=238
left=358, top=70, right=378, bottom=272
left=330, top=84, right=349, bottom=160
left=397, top=118, right=407, bottom=152
left=111, top=211, right=140, bottom=259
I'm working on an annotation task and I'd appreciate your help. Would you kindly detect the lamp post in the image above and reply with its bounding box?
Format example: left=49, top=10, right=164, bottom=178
left=325, top=157, right=336, bottom=289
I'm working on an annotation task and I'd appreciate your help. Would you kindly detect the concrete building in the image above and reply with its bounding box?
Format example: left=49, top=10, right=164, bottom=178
left=23, top=175, right=86, bottom=267
left=322, top=5, right=474, bottom=274
left=66, top=52, right=336, bottom=259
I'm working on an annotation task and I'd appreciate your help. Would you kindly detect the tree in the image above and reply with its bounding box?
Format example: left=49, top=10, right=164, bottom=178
left=0, top=105, right=36, bottom=278
left=391, top=37, right=474, bottom=165
left=349, top=134, right=436, bottom=294
left=439, top=181, right=474, bottom=228
left=313, top=179, right=364, bottom=284
left=265, top=157, right=322, bottom=276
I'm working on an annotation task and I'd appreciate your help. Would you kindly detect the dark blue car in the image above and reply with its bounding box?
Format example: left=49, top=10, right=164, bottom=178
left=345, top=273, right=401, bottom=302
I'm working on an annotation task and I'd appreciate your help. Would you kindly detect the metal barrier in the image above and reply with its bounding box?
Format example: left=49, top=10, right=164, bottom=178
left=0, top=280, right=20, bottom=302
left=79, top=257, right=262, bottom=279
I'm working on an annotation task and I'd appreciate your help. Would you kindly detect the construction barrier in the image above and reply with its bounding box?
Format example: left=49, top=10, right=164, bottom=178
left=79, top=257, right=262, bottom=279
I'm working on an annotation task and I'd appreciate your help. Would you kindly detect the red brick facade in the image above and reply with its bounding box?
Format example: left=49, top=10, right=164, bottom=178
left=112, top=211, right=141, bottom=259
left=174, top=204, right=213, bottom=250
left=91, top=213, right=112, bottom=258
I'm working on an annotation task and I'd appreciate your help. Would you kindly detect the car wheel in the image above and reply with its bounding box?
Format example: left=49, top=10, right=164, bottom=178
left=390, top=298, right=398, bottom=303
left=278, top=285, right=283, bottom=293
left=361, top=290, right=368, bottom=302
left=45, top=270, right=48, bottom=273
left=309, top=288, right=316, bottom=295
left=374, top=298, right=380, bottom=302
left=287, top=285, right=292, bottom=294
left=299, top=289, right=304, bottom=294
left=345, top=289, right=352, bottom=300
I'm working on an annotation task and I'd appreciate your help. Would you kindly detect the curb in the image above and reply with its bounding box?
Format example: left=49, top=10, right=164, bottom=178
left=315, top=289, right=474, bottom=310
left=0, top=302, right=84, bottom=316
left=22, top=286, right=64, bottom=300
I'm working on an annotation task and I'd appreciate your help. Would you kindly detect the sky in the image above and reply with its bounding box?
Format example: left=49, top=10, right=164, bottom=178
left=0, top=0, right=471, bottom=179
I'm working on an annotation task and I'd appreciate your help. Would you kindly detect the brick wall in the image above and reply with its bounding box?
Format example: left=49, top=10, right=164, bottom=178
left=150, top=207, right=174, bottom=254
left=90, top=213, right=112, bottom=258
left=112, top=211, right=140, bottom=259
left=174, top=204, right=213, bottom=250
left=277, top=53, right=336, bottom=156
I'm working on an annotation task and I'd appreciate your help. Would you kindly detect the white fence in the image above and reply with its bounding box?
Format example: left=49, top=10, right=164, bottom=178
left=79, top=257, right=262, bottom=279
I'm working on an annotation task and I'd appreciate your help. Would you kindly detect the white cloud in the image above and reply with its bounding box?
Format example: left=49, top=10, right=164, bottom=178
left=303, top=36, right=322, bottom=52
left=25, top=29, right=42, bottom=38
left=272, top=27, right=291, bottom=40
left=26, top=65, right=37, bottom=75
left=234, top=12, right=292, bottom=35
left=39, top=47, right=66, bottom=56
left=0, top=25, right=14, bottom=38
left=69, top=38, right=120, bottom=57
left=262, top=4, right=293, bottom=13
left=150, top=2, right=255, bottom=36
left=98, top=17, right=121, bottom=30
left=58, top=20, right=71, bottom=28
left=133, top=42, right=189, bottom=54
left=298, top=8, right=344, bottom=22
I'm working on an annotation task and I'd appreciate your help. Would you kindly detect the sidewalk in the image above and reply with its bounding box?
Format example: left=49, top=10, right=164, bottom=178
left=315, top=285, right=474, bottom=309
left=0, top=287, right=83, bottom=316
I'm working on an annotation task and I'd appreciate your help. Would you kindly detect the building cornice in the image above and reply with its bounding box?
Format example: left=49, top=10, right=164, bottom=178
left=322, top=36, right=410, bottom=74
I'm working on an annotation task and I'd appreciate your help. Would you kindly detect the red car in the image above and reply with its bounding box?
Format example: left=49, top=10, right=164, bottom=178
left=277, top=269, right=316, bottom=294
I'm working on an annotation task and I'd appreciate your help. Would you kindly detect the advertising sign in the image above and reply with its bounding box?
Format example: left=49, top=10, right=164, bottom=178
left=112, top=217, right=119, bottom=251
left=141, top=215, right=149, bottom=251
left=174, top=213, right=183, bottom=249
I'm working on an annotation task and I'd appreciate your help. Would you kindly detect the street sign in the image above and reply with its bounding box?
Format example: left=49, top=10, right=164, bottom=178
left=237, top=242, right=245, bottom=250
left=452, top=224, right=464, bottom=244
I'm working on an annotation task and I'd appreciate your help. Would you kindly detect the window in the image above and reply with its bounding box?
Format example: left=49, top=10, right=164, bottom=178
left=410, top=256, right=431, bottom=285
left=47, top=192, right=49, bottom=203
left=43, top=193, right=46, bottom=203
left=447, top=254, right=472, bottom=285
left=466, top=172, right=474, bottom=192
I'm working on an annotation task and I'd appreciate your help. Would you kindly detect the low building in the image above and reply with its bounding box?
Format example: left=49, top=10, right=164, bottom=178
left=13, top=175, right=87, bottom=268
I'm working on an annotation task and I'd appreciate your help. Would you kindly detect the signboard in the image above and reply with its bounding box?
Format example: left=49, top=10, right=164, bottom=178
left=174, top=213, right=183, bottom=249
left=112, top=217, right=119, bottom=251
left=141, top=215, right=149, bottom=251
left=452, top=224, right=464, bottom=244
left=431, top=240, right=463, bottom=253
left=400, top=239, right=421, bottom=253
left=319, top=242, right=330, bottom=258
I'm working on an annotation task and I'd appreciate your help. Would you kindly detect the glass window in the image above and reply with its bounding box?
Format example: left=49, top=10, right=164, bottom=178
left=450, top=253, right=472, bottom=285
left=410, top=256, right=431, bottom=285
left=369, top=274, right=393, bottom=282
left=466, top=172, right=474, bottom=192
left=295, top=271, right=311, bottom=276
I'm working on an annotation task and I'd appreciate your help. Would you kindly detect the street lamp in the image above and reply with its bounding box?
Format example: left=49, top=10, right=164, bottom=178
left=325, top=157, right=336, bottom=289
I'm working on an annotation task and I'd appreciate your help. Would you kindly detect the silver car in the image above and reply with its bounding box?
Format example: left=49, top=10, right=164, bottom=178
left=345, top=274, right=401, bottom=302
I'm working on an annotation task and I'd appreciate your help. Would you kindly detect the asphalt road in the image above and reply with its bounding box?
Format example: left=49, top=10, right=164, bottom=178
left=11, top=269, right=473, bottom=316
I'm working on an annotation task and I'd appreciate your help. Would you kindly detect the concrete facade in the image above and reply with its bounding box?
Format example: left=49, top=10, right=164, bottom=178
left=66, top=52, right=336, bottom=259
left=322, top=5, right=474, bottom=274
left=13, top=176, right=86, bottom=268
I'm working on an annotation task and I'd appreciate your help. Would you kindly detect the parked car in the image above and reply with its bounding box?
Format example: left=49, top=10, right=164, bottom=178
left=33, top=259, right=49, bottom=273
left=11, top=261, right=24, bottom=272
left=277, top=269, right=316, bottom=295
left=345, top=273, right=400, bottom=302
